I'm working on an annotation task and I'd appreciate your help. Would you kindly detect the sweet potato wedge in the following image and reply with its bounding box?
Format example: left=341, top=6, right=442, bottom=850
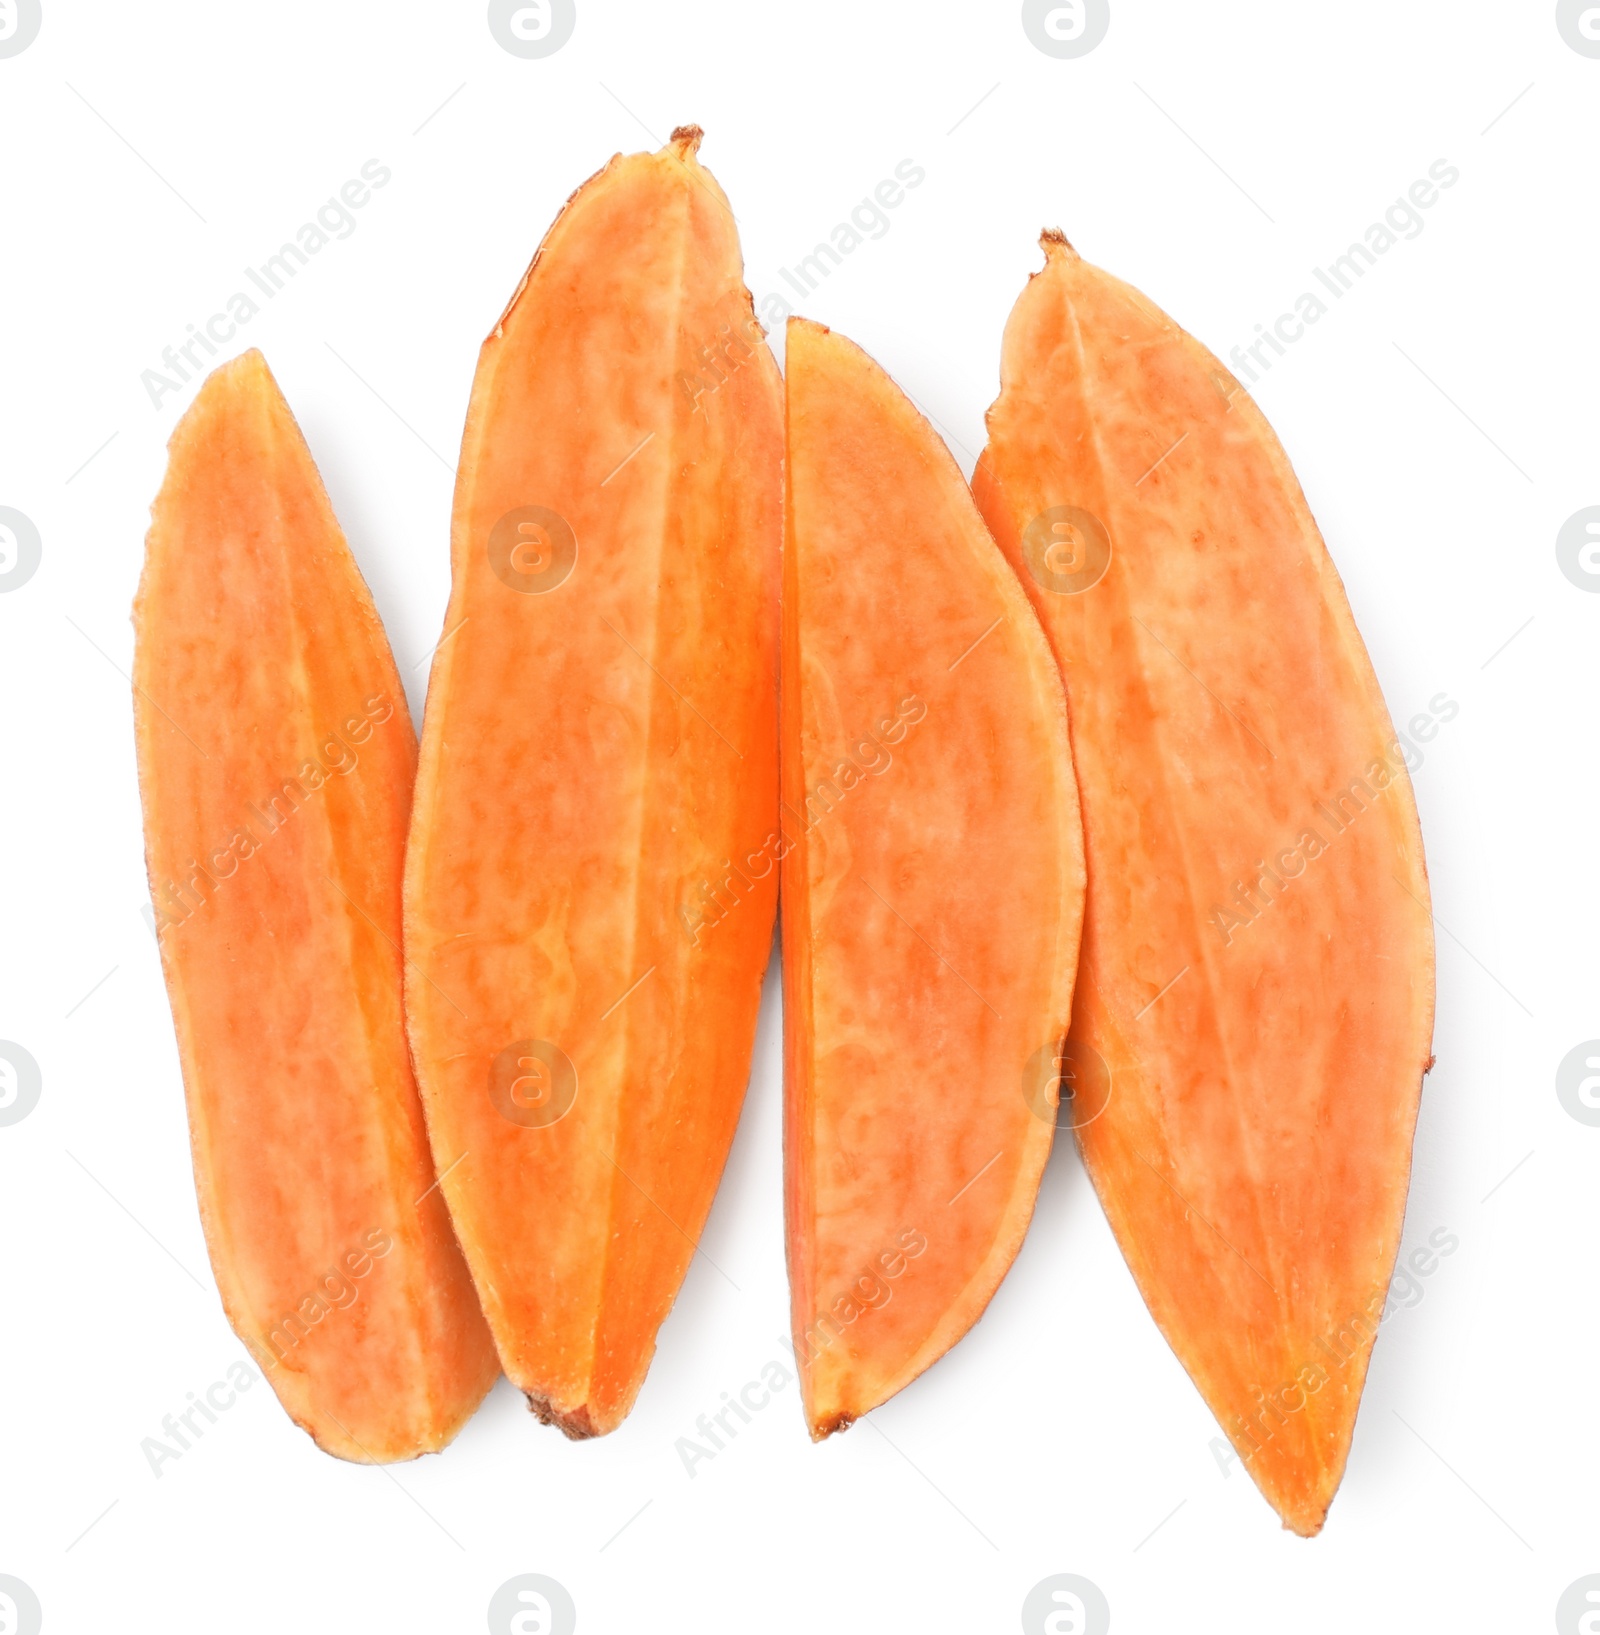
left=972, top=234, right=1436, bottom=1534
left=783, top=318, right=1085, bottom=1436
left=404, top=128, right=783, bottom=1436
left=134, top=350, right=499, bottom=1462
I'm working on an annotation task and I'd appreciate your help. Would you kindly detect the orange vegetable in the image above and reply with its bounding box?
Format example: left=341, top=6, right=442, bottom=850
left=972, top=234, right=1436, bottom=1534
left=135, top=350, right=498, bottom=1462
left=782, top=318, right=1086, bottom=1436
left=404, top=128, right=783, bottom=1436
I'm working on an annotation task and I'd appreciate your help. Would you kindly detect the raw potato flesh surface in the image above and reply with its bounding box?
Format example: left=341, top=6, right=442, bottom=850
left=404, top=130, right=784, bottom=1437
left=972, top=236, right=1436, bottom=1535
left=135, top=350, right=499, bottom=1463
left=783, top=318, right=1085, bottom=1437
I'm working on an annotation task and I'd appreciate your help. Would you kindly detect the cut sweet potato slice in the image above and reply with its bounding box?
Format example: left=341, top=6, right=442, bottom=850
left=783, top=318, right=1085, bottom=1437
left=134, top=350, right=499, bottom=1462
left=404, top=128, right=783, bottom=1436
left=972, top=234, right=1436, bottom=1535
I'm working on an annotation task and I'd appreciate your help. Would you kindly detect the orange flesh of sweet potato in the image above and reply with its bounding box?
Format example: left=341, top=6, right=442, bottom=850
left=972, top=234, right=1436, bottom=1535
left=404, top=129, right=783, bottom=1437
left=134, top=350, right=499, bottom=1462
left=782, top=318, right=1086, bottom=1436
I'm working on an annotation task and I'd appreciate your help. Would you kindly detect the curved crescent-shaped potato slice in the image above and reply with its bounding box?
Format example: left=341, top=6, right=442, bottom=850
left=783, top=317, right=1086, bottom=1436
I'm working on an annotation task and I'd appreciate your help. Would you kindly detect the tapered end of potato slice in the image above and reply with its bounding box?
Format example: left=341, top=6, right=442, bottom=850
left=153, top=348, right=274, bottom=484
left=785, top=314, right=830, bottom=350
left=1284, top=1501, right=1330, bottom=1539
left=668, top=122, right=704, bottom=157
left=201, top=344, right=271, bottom=389
left=808, top=1410, right=854, bottom=1443
left=524, top=1392, right=602, bottom=1442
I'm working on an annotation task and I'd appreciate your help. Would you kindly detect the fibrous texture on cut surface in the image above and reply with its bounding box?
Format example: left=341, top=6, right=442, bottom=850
left=404, top=129, right=784, bottom=1436
left=135, top=350, right=499, bottom=1462
left=783, top=317, right=1086, bottom=1437
left=972, top=234, right=1436, bottom=1535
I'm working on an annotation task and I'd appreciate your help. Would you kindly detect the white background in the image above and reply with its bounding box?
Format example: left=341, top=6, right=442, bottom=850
left=1, top=2, right=1596, bottom=1630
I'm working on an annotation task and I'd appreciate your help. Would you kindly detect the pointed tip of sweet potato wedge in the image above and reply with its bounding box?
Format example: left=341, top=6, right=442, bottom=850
left=1246, top=1399, right=1354, bottom=1537
left=524, top=1392, right=602, bottom=1441
left=808, top=1410, right=855, bottom=1443
left=164, top=347, right=271, bottom=435
left=210, top=344, right=269, bottom=380
left=1273, top=1487, right=1332, bottom=1538
left=1039, top=226, right=1077, bottom=259
left=155, top=350, right=303, bottom=514
left=668, top=122, right=704, bottom=156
